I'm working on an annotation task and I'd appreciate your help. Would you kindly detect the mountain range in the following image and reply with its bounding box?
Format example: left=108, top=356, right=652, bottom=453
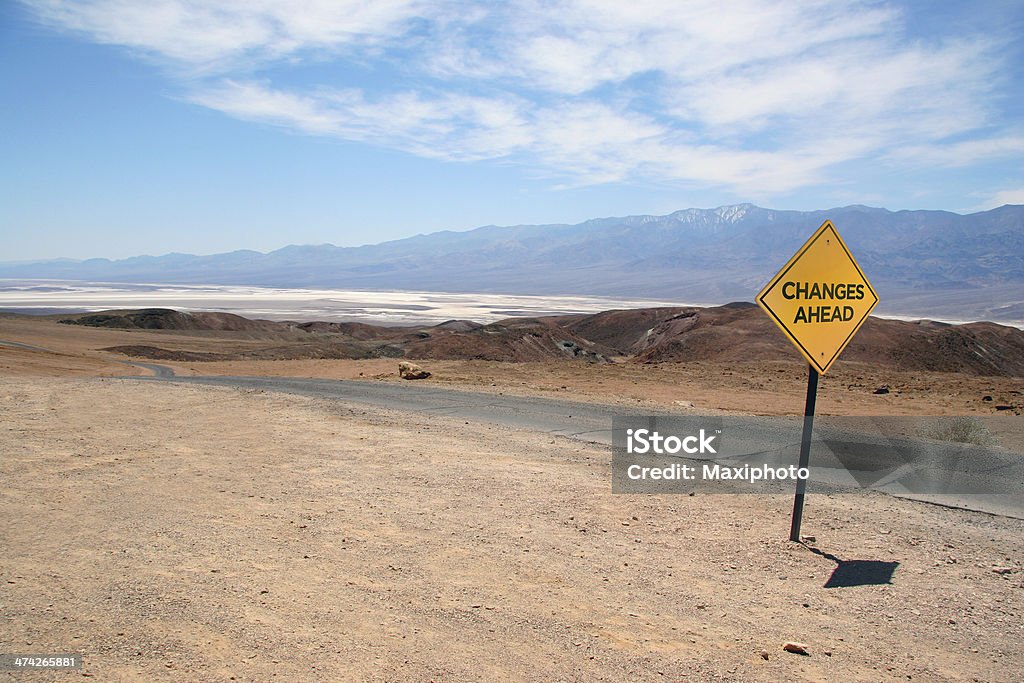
left=4, top=204, right=1023, bottom=322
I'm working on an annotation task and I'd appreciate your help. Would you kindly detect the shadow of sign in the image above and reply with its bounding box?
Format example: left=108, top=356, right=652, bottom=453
left=806, top=545, right=899, bottom=588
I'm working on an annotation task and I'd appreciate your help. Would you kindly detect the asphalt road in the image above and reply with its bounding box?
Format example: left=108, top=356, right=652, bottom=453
left=4, top=343, right=1021, bottom=518
left=121, top=360, right=176, bottom=378
left=0, top=340, right=52, bottom=352
left=153, top=373, right=646, bottom=443
left=149, top=371, right=1023, bottom=519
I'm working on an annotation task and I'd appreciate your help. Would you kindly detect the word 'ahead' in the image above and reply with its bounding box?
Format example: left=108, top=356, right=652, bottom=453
left=757, top=220, right=878, bottom=374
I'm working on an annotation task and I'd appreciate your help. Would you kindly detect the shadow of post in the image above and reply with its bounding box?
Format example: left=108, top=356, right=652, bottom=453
left=804, top=545, right=899, bottom=588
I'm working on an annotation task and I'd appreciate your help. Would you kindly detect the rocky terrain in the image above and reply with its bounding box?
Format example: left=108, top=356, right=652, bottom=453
left=60, top=305, right=1024, bottom=377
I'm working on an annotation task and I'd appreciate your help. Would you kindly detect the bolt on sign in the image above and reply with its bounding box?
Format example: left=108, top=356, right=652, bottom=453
left=757, top=220, right=879, bottom=374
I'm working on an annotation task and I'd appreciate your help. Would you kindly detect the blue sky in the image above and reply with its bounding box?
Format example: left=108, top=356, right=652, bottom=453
left=2, top=0, right=1023, bottom=260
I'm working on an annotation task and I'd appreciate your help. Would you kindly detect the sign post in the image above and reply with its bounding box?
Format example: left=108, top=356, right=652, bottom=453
left=789, top=366, right=818, bottom=542
left=756, top=220, right=878, bottom=541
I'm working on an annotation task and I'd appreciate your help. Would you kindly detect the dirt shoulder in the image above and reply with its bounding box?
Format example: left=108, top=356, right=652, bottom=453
left=1, top=378, right=1021, bottom=681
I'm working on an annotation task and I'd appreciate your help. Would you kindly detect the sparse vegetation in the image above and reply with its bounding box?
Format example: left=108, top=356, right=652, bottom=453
left=922, top=416, right=998, bottom=447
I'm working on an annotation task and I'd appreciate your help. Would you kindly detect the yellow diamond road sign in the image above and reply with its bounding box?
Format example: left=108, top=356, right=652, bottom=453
left=757, top=220, right=879, bottom=375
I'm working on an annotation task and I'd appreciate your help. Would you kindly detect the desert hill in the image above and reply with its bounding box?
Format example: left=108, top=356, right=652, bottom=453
left=61, top=306, right=1024, bottom=377
left=627, top=304, right=1024, bottom=376
left=60, top=308, right=285, bottom=334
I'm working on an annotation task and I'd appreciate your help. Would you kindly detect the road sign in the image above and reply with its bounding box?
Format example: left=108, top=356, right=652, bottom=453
left=756, top=219, right=879, bottom=541
left=757, top=220, right=878, bottom=375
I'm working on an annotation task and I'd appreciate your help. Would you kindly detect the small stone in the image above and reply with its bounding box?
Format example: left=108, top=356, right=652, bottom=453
left=992, top=567, right=1014, bottom=575
left=759, top=650, right=770, bottom=661
left=783, top=641, right=810, bottom=655
left=873, top=386, right=890, bottom=395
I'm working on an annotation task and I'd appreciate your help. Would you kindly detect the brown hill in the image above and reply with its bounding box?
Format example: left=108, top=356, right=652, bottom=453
left=432, top=320, right=485, bottom=332
left=630, top=303, right=797, bottom=363
left=844, top=318, right=1024, bottom=376
left=294, top=321, right=405, bottom=340
left=559, top=307, right=694, bottom=354
left=84, top=305, right=1024, bottom=377
left=403, top=317, right=612, bottom=362
left=631, top=304, right=1024, bottom=376
left=60, top=308, right=286, bottom=333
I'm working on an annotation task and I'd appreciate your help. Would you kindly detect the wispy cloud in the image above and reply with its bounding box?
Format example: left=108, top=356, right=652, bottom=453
left=22, top=0, right=1022, bottom=196
left=888, top=136, right=1024, bottom=168
left=975, top=186, right=1024, bottom=210
left=26, top=0, right=433, bottom=71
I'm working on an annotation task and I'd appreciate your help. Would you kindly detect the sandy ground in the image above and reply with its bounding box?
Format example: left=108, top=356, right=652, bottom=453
left=1, top=377, right=1022, bottom=682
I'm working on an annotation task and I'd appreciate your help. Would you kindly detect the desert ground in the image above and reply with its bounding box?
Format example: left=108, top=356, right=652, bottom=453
left=1, top=312, right=1022, bottom=681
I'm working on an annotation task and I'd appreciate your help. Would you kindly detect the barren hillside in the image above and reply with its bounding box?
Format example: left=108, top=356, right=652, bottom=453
left=64, top=306, right=1024, bottom=377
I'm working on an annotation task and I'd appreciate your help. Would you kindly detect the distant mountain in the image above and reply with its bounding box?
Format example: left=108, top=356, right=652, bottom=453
left=4, top=204, right=1023, bottom=321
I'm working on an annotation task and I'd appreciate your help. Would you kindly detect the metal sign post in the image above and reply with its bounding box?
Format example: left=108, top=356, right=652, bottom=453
left=789, top=365, right=818, bottom=542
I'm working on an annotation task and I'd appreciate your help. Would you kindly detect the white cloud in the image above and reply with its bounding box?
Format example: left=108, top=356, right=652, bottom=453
left=888, top=136, right=1024, bottom=168
left=975, top=186, right=1024, bottom=210
left=189, top=80, right=534, bottom=161
left=22, top=0, right=1022, bottom=196
left=186, top=79, right=855, bottom=193
left=26, top=0, right=433, bottom=70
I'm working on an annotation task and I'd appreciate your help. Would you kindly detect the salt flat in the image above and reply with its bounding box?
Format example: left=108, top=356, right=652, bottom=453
left=0, top=280, right=701, bottom=326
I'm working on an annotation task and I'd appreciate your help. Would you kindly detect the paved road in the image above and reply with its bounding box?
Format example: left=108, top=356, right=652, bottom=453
left=5, top=342, right=1021, bottom=518
left=0, top=340, right=53, bottom=352
left=155, top=374, right=649, bottom=443
left=146, top=373, right=1022, bottom=519
left=121, top=361, right=176, bottom=378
